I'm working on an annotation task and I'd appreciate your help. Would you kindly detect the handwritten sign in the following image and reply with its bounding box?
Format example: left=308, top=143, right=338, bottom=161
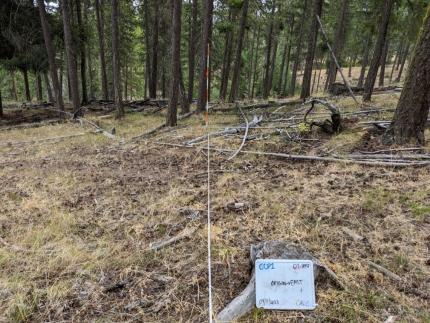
left=255, top=259, right=316, bottom=310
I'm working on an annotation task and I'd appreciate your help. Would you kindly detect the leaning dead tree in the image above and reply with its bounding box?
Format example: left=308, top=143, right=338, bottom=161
left=303, top=98, right=342, bottom=134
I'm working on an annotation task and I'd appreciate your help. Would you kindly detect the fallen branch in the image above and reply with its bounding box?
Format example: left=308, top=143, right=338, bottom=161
left=227, top=106, right=249, bottom=160
left=186, top=115, right=262, bottom=146
left=148, top=226, right=198, bottom=251
left=367, top=260, right=429, bottom=299
left=155, top=142, right=430, bottom=167
left=303, top=98, right=342, bottom=134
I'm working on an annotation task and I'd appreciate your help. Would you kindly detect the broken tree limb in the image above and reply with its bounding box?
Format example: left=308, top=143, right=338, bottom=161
left=185, top=115, right=263, bottom=146
left=216, top=241, right=343, bottom=322
left=367, top=260, right=429, bottom=299
left=303, top=98, right=342, bottom=134
left=148, top=226, right=198, bottom=251
left=154, top=141, right=430, bottom=167
left=316, top=15, right=359, bottom=106
left=227, top=106, right=249, bottom=160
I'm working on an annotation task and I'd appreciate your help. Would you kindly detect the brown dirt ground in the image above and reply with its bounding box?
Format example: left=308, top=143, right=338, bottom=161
left=0, top=92, right=429, bottom=322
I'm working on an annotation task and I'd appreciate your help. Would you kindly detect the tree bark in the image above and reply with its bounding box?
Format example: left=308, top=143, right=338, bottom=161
left=395, top=43, right=410, bottom=83
left=149, top=0, right=159, bottom=98
left=0, top=88, right=2, bottom=118
left=300, top=0, right=323, bottom=99
left=143, top=0, right=151, bottom=98
left=37, top=0, right=64, bottom=110
left=390, top=5, right=430, bottom=145
left=363, top=0, right=394, bottom=102
left=290, top=0, right=308, bottom=96
left=36, top=73, right=43, bottom=102
left=378, top=38, right=389, bottom=87
left=84, top=0, right=95, bottom=100
left=23, top=69, right=31, bottom=102
left=229, top=0, right=249, bottom=102
left=61, top=0, right=81, bottom=113
left=219, top=15, right=233, bottom=101
left=251, top=25, right=261, bottom=98
left=111, top=0, right=124, bottom=118
left=43, top=72, right=54, bottom=102
left=95, top=0, right=109, bottom=100
left=357, top=37, right=371, bottom=88
left=326, top=0, right=350, bottom=93
left=75, top=0, right=88, bottom=103
left=263, top=3, right=275, bottom=99
left=11, top=71, right=18, bottom=101
left=167, top=0, right=181, bottom=126
left=187, top=0, right=198, bottom=104
left=197, top=0, right=213, bottom=112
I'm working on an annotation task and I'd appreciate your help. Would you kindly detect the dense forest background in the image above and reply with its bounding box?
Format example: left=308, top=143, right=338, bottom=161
left=0, top=0, right=428, bottom=107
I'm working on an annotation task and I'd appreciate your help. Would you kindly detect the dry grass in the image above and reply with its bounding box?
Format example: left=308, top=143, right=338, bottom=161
left=0, top=92, right=429, bottom=322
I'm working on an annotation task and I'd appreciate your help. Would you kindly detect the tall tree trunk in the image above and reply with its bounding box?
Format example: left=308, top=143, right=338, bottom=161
left=44, top=72, right=54, bottom=102
left=389, top=43, right=401, bottom=83
left=251, top=25, right=261, bottom=98
left=111, top=0, right=124, bottom=118
left=290, top=0, right=308, bottom=96
left=84, top=0, right=95, bottom=100
left=300, top=0, right=323, bottom=99
left=0, top=88, right=2, bottom=118
left=229, top=0, right=249, bottom=102
left=36, top=73, right=43, bottom=102
left=23, top=69, right=31, bottom=102
left=11, top=71, right=18, bottom=101
left=61, top=0, right=81, bottom=113
left=143, top=0, right=151, bottom=98
left=37, top=0, right=64, bottom=110
left=378, top=38, right=389, bottom=87
left=95, top=0, right=109, bottom=100
left=357, top=38, right=371, bottom=88
left=149, top=0, right=159, bottom=98
left=219, top=19, right=233, bottom=101
left=75, top=0, right=88, bottom=103
left=395, top=43, right=410, bottom=83
left=363, top=0, right=394, bottom=102
left=326, top=0, right=350, bottom=93
left=263, top=3, right=275, bottom=99
left=179, top=65, right=189, bottom=113
left=167, top=0, right=181, bottom=126
left=197, top=0, right=213, bottom=112
left=188, top=0, right=198, bottom=104
left=316, top=58, right=324, bottom=92
left=389, top=5, right=430, bottom=145
left=268, top=35, right=279, bottom=96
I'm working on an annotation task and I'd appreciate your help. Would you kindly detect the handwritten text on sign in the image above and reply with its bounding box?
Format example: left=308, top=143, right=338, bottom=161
left=255, top=259, right=316, bottom=310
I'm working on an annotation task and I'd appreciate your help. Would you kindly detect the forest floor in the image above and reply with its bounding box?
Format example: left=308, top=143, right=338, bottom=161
left=0, top=90, right=429, bottom=322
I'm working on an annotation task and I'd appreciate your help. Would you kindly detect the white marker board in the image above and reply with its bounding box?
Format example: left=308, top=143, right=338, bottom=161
left=255, top=259, right=316, bottom=310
